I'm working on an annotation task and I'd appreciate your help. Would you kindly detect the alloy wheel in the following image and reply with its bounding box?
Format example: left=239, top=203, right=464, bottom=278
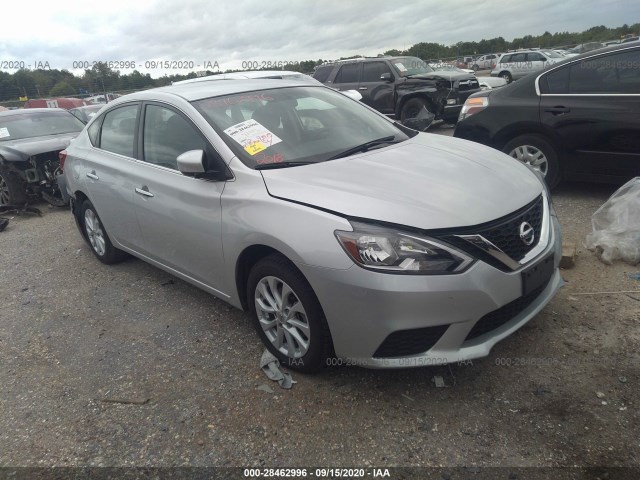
left=0, top=174, right=9, bottom=205
left=255, top=276, right=310, bottom=359
left=84, top=208, right=106, bottom=256
left=508, top=144, right=549, bottom=176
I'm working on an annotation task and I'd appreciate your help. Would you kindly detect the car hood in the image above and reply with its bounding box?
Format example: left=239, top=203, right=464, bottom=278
left=261, top=133, right=542, bottom=230
left=0, top=133, right=78, bottom=162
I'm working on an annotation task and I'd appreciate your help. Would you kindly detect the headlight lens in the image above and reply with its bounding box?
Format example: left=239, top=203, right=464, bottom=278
left=335, top=223, right=474, bottom=274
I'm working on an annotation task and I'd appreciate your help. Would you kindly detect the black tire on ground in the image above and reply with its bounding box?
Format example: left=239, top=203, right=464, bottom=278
left=79, top=199, right=128, bottom=264
left=400, top=97, right=431, bottom=124
left=503, top=134, right=561, bottom=189
left=472, top=64, right=479, bottom=71
left=247, top=253, right=333, bottom=373
left=0, top=168, right=27, bottom=206
left=499, top=71, right=512, bottom=83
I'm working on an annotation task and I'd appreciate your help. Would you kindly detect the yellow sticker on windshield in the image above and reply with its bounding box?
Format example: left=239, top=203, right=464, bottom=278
left=244, top=141, right=266, bottom=155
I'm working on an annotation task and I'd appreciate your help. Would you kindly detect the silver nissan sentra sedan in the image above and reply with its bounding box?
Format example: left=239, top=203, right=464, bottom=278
left=60, top=79, right=563, bottom=372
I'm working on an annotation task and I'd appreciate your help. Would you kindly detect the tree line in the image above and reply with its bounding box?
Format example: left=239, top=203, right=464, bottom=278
left=1, top=23, right=638, bottom=104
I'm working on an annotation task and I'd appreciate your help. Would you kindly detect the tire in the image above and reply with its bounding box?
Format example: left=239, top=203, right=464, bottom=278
left=499, top=71, right=512, bottom=83
left=79, top=199, right=128, bottom=264
left=400, top=97, right=434, bottom=131
left=0, top=168, right=27, bottom=206
left=503, top=134, right=561, bottom=189
left=247, top=253, right=333, bottom=373
left=472, top=64, right=479, bottom=71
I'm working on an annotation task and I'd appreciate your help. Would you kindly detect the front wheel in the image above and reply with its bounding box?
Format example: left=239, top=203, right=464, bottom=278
left=80, top=199, right=128, bottom=264
left=400, top=98, right=434, bottom=131
left=247, top=254, right=333, bottom=373
left=503, top=134, right=561, bottom=188
left=0, top=169, right=27, bottom=206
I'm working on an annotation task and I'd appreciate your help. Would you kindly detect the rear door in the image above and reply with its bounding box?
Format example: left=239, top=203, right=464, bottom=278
left=329, top=63, right=361, bottom=93
left=82, top=103, right=144, bottom=250
left=358, top=61, right=395, bottom=114
left=539, top=47, right=640, bottom=181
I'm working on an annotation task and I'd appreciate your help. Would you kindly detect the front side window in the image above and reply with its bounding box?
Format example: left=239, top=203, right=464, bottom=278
left=142, top=104, right=206, bottom=170
left=334, top=64, right=360, bottom=83
left=99, top=104, right=138, bottom=157
left=361, top=62, right=392, bottom=82
left=193, top=86, right=409, bottom=169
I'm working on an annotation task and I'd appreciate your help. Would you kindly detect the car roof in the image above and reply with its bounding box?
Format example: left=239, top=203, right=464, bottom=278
left=0, top=107, right=69, bottom=117
left=173, top=71, right=319, bottom=85
left=114, top=78, right=319, bottom=103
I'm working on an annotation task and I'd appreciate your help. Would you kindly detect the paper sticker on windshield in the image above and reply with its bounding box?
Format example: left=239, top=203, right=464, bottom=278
left=395, top=62, right=408, bottom=72
left=223, top=119, right=282, bottom=155
left=0, top=127, right=9, bottom=139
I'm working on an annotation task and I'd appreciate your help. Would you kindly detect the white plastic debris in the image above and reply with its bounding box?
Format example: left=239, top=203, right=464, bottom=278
left=585, top=177, right=640, bottom=265
left=260, top=349, right=296, bottom=389
left=432, top=375, right=446, bottom=388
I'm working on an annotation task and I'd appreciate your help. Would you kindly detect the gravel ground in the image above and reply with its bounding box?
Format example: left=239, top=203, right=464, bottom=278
left=0, top=136, right=638, bottom=474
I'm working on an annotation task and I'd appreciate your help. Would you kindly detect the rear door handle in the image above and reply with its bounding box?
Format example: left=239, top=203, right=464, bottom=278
left=358, top=87, right=368, bottom=90
left=135, top=186, right=154, bottom=198
left=545, top=106, right=570, bottom=115
left=86, top=171, right=99, bottom=180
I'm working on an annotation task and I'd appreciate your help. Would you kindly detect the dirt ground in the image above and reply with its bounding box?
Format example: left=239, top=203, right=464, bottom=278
left=0, top=134, right=638, bottom=476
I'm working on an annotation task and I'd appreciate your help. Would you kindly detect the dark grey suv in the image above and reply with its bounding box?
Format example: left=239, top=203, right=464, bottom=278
left=313, top=57, right=481, bottom=128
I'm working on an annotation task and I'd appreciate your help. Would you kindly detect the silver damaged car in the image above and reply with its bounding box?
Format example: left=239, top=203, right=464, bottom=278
left=61, top=79, right=563, bottom=372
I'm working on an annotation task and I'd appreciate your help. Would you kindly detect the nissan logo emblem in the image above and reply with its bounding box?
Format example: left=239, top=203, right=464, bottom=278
left=519, top=222, right=535, bottom=246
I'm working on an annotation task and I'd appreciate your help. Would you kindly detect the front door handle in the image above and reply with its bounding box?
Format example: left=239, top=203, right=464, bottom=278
left=135, top=186, right=154, bottom=198
left=86, top=171, right=99, bottom=180
left=358, top=87, right=368, bottom=90
left=544, top=106, right=570, bottom=115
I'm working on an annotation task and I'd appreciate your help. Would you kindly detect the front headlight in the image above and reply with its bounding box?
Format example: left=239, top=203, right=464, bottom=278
left=335, top=222, right=474, bottom=274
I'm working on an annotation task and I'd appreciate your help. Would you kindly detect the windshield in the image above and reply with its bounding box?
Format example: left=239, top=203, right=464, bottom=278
left=0, top=111, right=84, bottom=141
left=541, top=50, right=562, bottom=58
left=390, top=57, right=434, bottom=76
left=193, top=86, right=409, bottom=169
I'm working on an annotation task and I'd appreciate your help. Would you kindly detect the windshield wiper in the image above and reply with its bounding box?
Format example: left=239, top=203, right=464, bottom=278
left=328, top=136, right=398, bottom=160
left=255, top=161, right=315, bottom=170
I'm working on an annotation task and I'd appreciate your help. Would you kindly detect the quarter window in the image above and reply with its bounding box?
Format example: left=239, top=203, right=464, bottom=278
left=99, top=105, right=138, bottom=157
left=142, top=104, right=207, bottom=170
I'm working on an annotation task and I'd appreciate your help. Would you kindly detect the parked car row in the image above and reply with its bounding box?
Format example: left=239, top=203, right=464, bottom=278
left=455, top=43, right=640, bottom=188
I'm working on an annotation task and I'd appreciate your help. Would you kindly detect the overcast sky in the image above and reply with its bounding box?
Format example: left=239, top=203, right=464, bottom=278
left=1, top=0, right=638, bottom=76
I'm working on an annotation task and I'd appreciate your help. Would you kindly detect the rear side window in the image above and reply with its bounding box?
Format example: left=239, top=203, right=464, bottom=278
left=542, top=66, right=570, bottom=94
left=99, top=105, right=138, bottom=157
left=510, top=53, right=526, bottom=62
left=87, top=116, right=102, bottom=146
left=313, top=65, right=333, bottom=83
left=361, top=62, right=392, bottom=82
left=570, top=50, right=640, bottom=94
left=334, top=63, right=360, bottom=83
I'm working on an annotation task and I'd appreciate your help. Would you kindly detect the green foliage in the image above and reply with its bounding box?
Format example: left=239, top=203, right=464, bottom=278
left=49, top=81, right=76, bottom=97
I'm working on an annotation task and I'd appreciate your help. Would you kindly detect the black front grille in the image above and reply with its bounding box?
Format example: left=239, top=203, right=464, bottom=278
left=479, top=195, right=544, bottom=261
left=457, top=79, right=480, bottom=91
left=373, top=324, right=450, bottom=358
left=464, top=278, right=550, bottom=342
left=440, top=195, right=544, bottom=272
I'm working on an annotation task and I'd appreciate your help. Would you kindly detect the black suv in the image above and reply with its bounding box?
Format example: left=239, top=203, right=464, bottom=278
left=313, top=56, right=481, bottom=129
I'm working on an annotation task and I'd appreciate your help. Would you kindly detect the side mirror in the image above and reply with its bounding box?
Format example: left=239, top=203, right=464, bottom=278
left=380, top=73, right=393, bottom=82
left=177, top=150, right=205, bottom=175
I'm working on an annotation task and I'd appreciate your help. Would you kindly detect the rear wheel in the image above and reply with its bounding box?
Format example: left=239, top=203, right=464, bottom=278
left=247, top=254, right=333, bottom=373
left=499, top=71, right=512, bottom=83
left=80, top=199, right=128, bottom=264
left=503, top=134, right=561, bottom=188
left=0, top=169, right=27, bottom=206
